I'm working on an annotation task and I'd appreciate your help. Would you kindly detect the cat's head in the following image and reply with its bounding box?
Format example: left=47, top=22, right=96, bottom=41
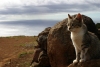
left=67, top=13, right=83, bottom=32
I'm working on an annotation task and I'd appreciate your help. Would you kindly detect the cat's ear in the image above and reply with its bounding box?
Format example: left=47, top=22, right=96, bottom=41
left=76, top=13, right=82, bottom=22
left=68, top=14, right=72, bottom=19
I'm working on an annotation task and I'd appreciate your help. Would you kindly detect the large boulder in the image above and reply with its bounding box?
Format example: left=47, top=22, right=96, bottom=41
left=47, top=14, right=100, bottom=67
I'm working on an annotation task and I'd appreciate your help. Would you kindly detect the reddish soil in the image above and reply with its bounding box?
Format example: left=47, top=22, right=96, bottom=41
left=0, top=36, right=37, bottom=67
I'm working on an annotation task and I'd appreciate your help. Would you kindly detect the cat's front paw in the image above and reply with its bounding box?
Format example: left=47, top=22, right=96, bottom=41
left=73, top=59, right=79, bottom=64
left=80, top=59, right=85, bottom=63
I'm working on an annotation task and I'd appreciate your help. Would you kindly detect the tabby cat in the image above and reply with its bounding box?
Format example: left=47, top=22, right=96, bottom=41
left=67, top=13, right=100, bottom=64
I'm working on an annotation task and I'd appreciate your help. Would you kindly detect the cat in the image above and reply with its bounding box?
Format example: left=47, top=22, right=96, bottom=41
left=67, top=13, right=100, bottom=64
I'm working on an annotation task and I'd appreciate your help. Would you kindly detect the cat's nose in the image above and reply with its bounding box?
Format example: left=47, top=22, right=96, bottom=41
left=69, top=27, right=71, bottom=30
left=67, top=27, right=71, bottom=31
left=68, top=27, right=72, bottom=31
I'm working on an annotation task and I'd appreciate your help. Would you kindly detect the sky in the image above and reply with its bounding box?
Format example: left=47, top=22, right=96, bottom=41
left=0, top=0, right=100, bottom=37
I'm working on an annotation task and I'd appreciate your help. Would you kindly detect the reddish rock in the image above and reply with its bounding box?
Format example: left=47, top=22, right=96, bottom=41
left=47, top=14, right=100, bottom=67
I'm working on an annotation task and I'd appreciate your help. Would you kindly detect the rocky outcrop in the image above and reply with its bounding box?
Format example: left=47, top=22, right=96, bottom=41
left=47, top=14, right=100, bottom=67
left=31, top=27, right=51, bottom=67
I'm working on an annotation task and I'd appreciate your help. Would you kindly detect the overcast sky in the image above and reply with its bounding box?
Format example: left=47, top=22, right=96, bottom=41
left=0, top=0, right=100, bottom=36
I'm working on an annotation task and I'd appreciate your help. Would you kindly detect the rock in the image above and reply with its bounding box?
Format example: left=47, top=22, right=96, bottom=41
left=38, top=51, right=51, bottom=67
left=47, top=14, right=100, bottom=67
left=98, top=29, right=100, bottom=36
left=38, top=27, right=51, bottom=51
left=31, top=27, right=51, bottom=67
left=68, top=59, right=100, bottom=67
left=47, top=18, right=75, bottom=67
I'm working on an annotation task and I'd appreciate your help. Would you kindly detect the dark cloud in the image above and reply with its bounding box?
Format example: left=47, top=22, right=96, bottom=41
left=0, top=20, right=58, bottom=27
left=0, top=2, right=100, bottom=15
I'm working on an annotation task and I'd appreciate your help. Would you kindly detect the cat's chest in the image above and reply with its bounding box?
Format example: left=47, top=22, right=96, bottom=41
left=71, top=32, right=84, bottom=48
left=71, top=33, right=83, bottom=41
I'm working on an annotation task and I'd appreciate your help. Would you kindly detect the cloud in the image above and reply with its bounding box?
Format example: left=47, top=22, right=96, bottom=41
left=0, top=20, right=58, bottom=27
left=0, top=20, right=58, bottom=36
left=0, top=0, right=100, bottom=15
left=0, top=0, right=100, bottom=36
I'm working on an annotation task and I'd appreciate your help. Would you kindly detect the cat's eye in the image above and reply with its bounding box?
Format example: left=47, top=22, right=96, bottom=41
left=71, top=24, right=74, bottom=26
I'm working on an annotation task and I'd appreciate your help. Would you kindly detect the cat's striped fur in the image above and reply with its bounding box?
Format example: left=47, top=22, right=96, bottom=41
left=67, top=13, right=100, bottom=64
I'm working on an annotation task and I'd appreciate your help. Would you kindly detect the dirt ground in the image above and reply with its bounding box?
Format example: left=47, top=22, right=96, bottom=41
left=0, top=36, right=37, bottom=67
